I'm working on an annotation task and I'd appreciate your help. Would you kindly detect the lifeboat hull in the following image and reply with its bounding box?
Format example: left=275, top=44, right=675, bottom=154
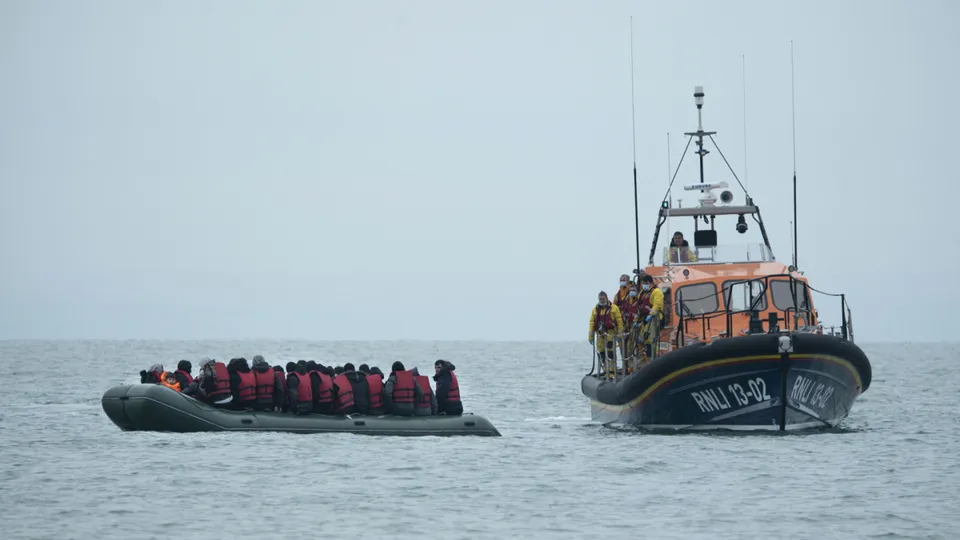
left=580, top=332, right=871, bottom=431
left=101, top=384, right=500, bottom=437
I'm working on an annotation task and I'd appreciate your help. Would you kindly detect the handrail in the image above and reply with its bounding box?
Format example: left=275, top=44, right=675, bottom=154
left=586, top=273, right=854, bottom=378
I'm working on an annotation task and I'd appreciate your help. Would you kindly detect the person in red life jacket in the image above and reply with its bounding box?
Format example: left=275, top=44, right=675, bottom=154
left=364, top=366, right=386, bottom=415
left=383, top=361, right=424, bottom=417
left=309, top=365, right=336, bottom=415
left=433, top=359, right=463, bottom=416
left=411, top=367, right=438, bottom=416
left=332, top=363, right=358, bottom=415
left=612, top=273, right=633, bottom=310
left=250, top=355, right=283, bottom=412
left=286, top=361, right=313, bottom=414
left=272, top=364, right=288, bottom=412
left=173, top=360, right=194, bottom=390
left=342, top=363, right=371, bottom=415
left=139, top=364, right=164, bottom=384
left=196, top=358, right=233, bottom=406
left=228, top=357, right=257, bottom=410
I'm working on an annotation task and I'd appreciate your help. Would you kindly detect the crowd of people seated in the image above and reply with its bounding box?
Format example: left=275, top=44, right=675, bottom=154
left=139, top=356, right=463, bottom=417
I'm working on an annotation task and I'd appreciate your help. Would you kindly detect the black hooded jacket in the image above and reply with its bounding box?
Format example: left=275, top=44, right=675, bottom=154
left=344, top=371, right=370, bottom=415
left=434, top=362, right=463, bottom=415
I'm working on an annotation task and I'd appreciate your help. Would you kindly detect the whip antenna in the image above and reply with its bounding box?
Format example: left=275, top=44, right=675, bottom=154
left=630, top=16, right=640, bottom=275
left=791, top=41, right=798, bottom=270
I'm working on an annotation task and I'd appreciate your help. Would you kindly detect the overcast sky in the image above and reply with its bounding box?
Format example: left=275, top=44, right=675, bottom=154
left=1, top=0, right=955, bottom=341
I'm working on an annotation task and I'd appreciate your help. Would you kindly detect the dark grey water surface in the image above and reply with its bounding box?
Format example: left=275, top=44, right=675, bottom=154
left=1, top=340, right=957, bottom=539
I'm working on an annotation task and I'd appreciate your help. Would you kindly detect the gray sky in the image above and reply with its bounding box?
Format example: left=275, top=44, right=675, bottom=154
left=1, top=0, right=956, bottom=341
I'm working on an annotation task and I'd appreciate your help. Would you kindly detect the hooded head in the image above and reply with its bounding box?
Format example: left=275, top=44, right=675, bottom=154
left=358, top=364, right=370, bottom=374
left=285, top=361, right=297, bottom=373
left=295, top=362, right=307, bottom=375
left=334, top=366, right=344, bottom=375
left=252, top=356, right=270, bottom=371
left=391, top=361, right=405, bottom=373
left=306, top=360, right=318, bottom=371
left=273, top=365, right=284, bottom=375
left=177, top=360, right=192, bottom=373
left=370, top=366, right=384, bottom=377
left=343, top=363, right=355, bottom=373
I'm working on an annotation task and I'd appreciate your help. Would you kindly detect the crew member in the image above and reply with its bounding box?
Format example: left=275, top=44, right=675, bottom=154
left=640, top=273, right=665, bottom=360
left=666, top=231, right=697, bottom=263
left=619, top=283, right=642, bottom=371
left=589, top=291, right=624, bottom=378
left=383, top=361, right=423, bottom=416
left=613, top=273, right=632, bottom=309
left=412, top=367, right=437, bottom=416
left=433, top=359, right=463, bottom=415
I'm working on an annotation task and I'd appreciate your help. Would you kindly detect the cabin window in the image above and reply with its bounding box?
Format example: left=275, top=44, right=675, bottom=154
left=674, top=282, right=719, bottom=316
left=723, top=280, right=768, bottom=312
left=770, top=280, right=810, bottom=312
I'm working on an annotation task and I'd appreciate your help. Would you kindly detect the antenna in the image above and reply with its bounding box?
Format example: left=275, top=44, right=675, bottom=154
left=790, top=41, right=798, bottom=270
left=630, top=16, right=641, bottom=275
left=742, top=54, right=748, bottom=190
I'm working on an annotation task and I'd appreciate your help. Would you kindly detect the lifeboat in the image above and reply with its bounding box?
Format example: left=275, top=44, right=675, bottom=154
left=581, top=86, right=872, bottom=432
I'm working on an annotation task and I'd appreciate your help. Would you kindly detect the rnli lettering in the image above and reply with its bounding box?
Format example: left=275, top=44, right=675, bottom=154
left=790, top=375, right=834, bottom=409
left=690, top=377, right=772, bottom=413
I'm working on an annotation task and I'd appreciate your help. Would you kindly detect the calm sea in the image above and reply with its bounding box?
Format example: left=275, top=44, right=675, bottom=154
left=0, top=340, right=956, bottom=539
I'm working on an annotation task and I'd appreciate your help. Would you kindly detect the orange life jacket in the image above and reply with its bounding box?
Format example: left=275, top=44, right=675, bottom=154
left=160, top=372, right=181, bottom=392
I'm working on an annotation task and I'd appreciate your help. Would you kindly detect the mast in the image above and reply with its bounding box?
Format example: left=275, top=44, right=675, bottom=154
left=630, top=17, right=641, bottom=275
left=685, top=87, right=717, bottom=188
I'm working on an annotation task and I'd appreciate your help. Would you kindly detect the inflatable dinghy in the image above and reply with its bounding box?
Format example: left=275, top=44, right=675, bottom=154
left=102, top=384, right=501, bottom=437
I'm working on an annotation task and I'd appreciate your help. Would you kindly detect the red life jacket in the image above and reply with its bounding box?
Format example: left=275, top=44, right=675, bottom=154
left=447, top=371, right=461, bottom=403
left=290, top=372, right=312, bottom=403
left=415, top=375, right=433, bottom=411
left=621, top=296, right=641, bottom=324
left=593, top=304, right=616, bottom=331
left=333, top=373, right=354, bottom=413
left=236, top=370, right=256, bottom=402
left=637, top=289, right=653, bottom=316
left=253, top=368, right=276, bottom=401
left=392, top=370, right=415, bottom=404
left=176, top=369, right=194, bottom=385
left=367, top=373, right=384, bottom=409
left=209, top=362, right=231, bottom=399
left=315, top=372, right=334, bottom=404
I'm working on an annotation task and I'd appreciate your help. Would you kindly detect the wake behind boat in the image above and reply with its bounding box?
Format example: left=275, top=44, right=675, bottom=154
left=580, top=85, right=872, bottom=432
left=102, top=384, right=501, bottom=437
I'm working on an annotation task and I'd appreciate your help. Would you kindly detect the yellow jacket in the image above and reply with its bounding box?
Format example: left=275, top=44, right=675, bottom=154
left=648, top=287, right=664, bottom=317
left=589, top=303, right=624, bottom=340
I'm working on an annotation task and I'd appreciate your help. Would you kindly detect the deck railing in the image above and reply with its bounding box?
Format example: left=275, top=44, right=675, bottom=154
left=589, top=273, right=854, bottom=381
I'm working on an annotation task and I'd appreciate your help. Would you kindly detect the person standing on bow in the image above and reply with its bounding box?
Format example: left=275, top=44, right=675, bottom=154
left=619, top=283, right=643, bottom=370
left=612, top=274, right=632, bottom=310
left=589, top=291, right=624, bottom=378
left=639, top=274, right=665, bottom=361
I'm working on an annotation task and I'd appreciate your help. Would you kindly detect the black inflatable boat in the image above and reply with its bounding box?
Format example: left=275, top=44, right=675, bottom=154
left=102, top=384, right=501, bottom=437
